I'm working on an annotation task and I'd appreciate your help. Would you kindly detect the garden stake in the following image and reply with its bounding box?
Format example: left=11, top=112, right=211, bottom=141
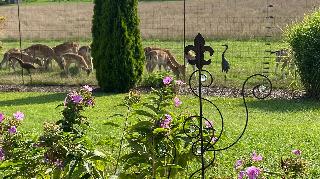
left=184, top=33, right=272, bottom=178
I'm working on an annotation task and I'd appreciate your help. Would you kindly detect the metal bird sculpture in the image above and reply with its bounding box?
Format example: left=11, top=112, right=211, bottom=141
left=221, top=44, right=230, bottom=82
left=221, top=44, right=230, bottom=73
left=9, top=56, right=36, bottom=84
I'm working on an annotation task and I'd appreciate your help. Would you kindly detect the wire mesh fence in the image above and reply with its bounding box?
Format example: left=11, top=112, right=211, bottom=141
left=0, top=0, right=319, bottom=88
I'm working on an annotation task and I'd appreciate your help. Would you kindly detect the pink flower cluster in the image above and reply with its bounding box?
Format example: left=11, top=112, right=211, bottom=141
left=0, top=113, right=4, bottom=123
left=173, top=97, right=182, bottom=107
left=0, top=111, right=24, bottom=135
left=205, top=120, right=214, bottom=129
left=235, top=151, right=263, bottom=179
left=64, top=85, right=94, bottom=107
left=163, top=76, right=173, bottom=85
left=160, top=114, right=172, bottom=129
left=292, top=149, right=301, bottom=156
left=13, top=111, right=24, bottom=120
left=251, top=151, right=263, bottom=162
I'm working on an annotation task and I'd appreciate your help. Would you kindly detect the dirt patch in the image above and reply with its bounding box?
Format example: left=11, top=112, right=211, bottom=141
left=0, top=84, right=305, bottom=100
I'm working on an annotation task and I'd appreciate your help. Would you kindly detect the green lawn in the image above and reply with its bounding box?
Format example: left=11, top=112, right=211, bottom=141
left=0, top=91, right=319, bottom=177
left=0, top=39, right=302, bottom=90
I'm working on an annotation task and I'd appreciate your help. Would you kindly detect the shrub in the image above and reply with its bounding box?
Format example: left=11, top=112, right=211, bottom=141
left=91, top=0, right=104, bottom=70
left=92, top=0, right=144, bottom=93
left=140, top=72, right=171, bottom=88
left=0, top=86, right=107, bottom=178
left=285, top=9, right=320, bottom=98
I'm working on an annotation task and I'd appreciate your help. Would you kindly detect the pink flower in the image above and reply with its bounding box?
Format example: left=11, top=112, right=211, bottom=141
left=174, top=97, right=182, bottom=107
left=246, top=166, right=261, bottom=179
left=13, top=111, right=24, bottom=120
left=292, top=149, right=301, bottom=156
left=0, top=113, right=4, bottom=123
left=87, top=99, right=94, bottom=106
left=251, top=151, right=263, bottom=162
left=0, top=148, right=5, bottom=161
left=160, top=114, right=172, bottom=129
left=234, top=159, right=244, bottom=170
left=211, top=136, right=217, bottom=143
left=8, top=126, right=17, bottom=134
left=72, top=95, right=83, bottom=104
left=163, top=76, right=173, bottom=85
left=205, top=120, right=214, bottom=128
left=83, top=85, right=93, bottom=92
left=238, top=170, right=245, bottom=179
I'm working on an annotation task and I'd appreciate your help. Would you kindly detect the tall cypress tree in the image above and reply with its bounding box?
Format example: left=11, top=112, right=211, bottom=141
left=92, top=0, right=144, bottom=93
left=91, top=0, right=104, bottom=70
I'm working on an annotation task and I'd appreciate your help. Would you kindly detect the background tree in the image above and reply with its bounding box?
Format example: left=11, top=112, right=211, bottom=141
left=91, top=0, right=104, bottom=70
left=285, top=9, right=320, bottom=99
left=92, top=0, right=144, bottom=93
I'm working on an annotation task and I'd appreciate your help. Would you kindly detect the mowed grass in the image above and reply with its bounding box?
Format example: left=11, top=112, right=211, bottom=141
left=0, top=39, right=303, bottom=90
left=0, top=91, right=319, bottom=177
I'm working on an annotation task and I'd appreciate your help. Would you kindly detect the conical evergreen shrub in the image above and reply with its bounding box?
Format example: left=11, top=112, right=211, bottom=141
left=92, top=0, right=144, bottom=92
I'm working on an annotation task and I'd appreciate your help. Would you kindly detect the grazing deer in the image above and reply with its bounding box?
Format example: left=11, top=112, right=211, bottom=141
left=144, top=47, right=185, bottom=78
left=146, top=49, right=171, bottom=73
left=0, top=48, right=20, bottom=69
left=53, top=42, right=79, bottom=56
left=78, top=45, right=93, bottom=71
left=61, top=53, right=91, bottom=76
left=4, top=52, right=42, bottom=71
left=271, top=48, right=295, bottom=79
left=184, top=51, right=196, bottom=71
left=23, top=44, right=64, bottom=70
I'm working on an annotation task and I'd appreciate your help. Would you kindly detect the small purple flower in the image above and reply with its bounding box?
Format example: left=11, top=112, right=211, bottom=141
left=205, top=120, right=214, bottom=128
left=160, top=114, right=172, bottom=129
left=164, top=114, right=172, bottom=122
left=251, top=151, right=263, bottom=162
left=211, top=136, right=217, bottom=143
left=163, top=76, right=173, bottom=85
left=174, top=97, right=182, bottom=107
left=0, top=148, right=5, bottom=161
left=72, top=95, right=83, bottom=104
left=238, top=170, right=245, bottom=179
left=0, top=113, right=4, bottom=123
left=292, top=149, right=301, bottom=156
left=246, top=166, right=261, bottom=179
left=54, top=159, right=64, bottom=169
left=234, top=159, right=244, bottom=170
left=13, top=111, right=24, bottom=120
left=87, top=99, right=94, bottom=106
left=83, top=85, right=93, bottom=92
left=8, top=126, right=17, bottom=134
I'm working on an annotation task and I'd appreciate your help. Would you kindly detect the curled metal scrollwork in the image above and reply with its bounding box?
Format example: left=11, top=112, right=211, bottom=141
left=184, top=33, right=272, bottom=178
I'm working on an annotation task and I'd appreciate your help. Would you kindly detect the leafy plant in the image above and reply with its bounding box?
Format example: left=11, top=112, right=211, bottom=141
left=234, top=150, right=309, bottom=178
left=0, top=85, right=108, bottom=178
left=285, top=9, right=320, bottom=98
left=118, top=76, right=194, bottom=178
left=140, top=71, right=171, bottom=88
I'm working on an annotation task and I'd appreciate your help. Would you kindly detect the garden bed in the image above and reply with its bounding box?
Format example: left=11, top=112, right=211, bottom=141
left=0, top=84, right=306, bottom=99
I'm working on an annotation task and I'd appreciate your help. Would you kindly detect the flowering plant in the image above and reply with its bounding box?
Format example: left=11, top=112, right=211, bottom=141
left=0, top=86, right=107, bottom=178
left=119, top=76, right=193, bottom=178
left=56, top=85, right=95, bottom=136
left=234, top=150, right=308, bottom=178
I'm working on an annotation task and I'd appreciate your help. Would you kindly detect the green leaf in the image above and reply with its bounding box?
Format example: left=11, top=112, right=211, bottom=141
left=134, top=110, right=156, bottom=119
